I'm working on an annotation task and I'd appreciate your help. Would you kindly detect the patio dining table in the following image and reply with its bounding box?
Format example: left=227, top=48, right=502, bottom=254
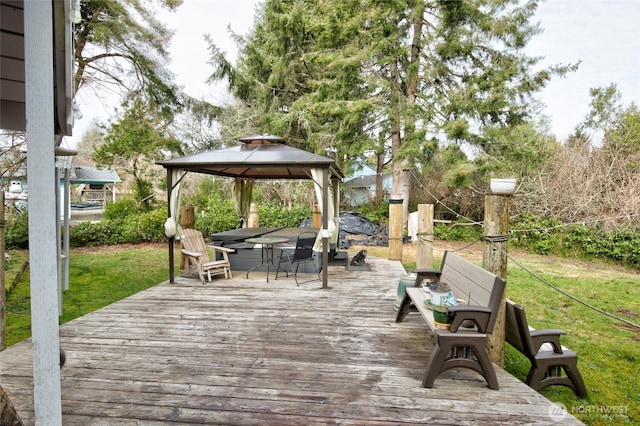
left=245, top=236, right=290, bottom=282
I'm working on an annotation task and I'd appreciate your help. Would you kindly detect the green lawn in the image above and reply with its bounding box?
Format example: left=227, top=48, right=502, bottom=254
left=4, top=244, right=174, bottom=346
left=503, top=257, right=639, bottom=425
left=3, top=243, right=639, bottom=425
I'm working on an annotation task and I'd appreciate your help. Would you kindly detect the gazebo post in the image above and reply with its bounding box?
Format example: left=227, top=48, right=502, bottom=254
left=322, top=168, right=329, bottom=289
left=167, top=168, right=175, bottom=284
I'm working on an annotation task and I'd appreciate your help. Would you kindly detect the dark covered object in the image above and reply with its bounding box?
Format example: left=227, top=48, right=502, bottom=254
left=338, top=212, right=387, bottom=248
left=339, top=212, right=384, bottom=235
left=301, top=212, right=388, bottom=249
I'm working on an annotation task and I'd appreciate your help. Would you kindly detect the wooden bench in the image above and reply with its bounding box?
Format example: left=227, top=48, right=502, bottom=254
left=505, top=300, right=588, bottom=398
left=396, top=251, right=506, bottom=389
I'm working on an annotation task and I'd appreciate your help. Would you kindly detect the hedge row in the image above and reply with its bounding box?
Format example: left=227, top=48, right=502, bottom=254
left=433, top=213, right=640, bottom=269
left=4, top=201, right=313, bottom=249
left=6, top=204, right=639, bottom=269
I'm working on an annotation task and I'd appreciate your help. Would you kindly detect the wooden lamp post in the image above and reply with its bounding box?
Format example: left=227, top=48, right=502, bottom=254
left=483, top=178, right=516, bottom=366
left=388, top=196, right=403, bottom=261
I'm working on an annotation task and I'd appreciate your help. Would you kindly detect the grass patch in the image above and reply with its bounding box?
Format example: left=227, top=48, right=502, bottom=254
left=504, top=259, right=639, bottom=425
left=4, top=244, right=173, bottom=346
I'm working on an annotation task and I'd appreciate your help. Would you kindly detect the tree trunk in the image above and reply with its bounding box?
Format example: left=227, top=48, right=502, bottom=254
left=375, top=151, right=384, bottom=200
left=398, top=1, right=425, bottom=229
left=390, top=2, right=425, bottom=231
left=393, top=162, right=411, bottom=229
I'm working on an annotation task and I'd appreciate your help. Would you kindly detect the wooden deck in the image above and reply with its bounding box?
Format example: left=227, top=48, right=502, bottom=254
left=0, top=256, right=582, bottom=425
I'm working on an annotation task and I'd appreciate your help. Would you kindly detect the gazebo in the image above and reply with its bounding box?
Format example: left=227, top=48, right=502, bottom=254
left=157, top=134, right=343, bottom=289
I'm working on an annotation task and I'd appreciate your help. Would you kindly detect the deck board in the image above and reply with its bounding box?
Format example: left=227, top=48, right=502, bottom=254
left=0, top=256, right=582, bottom=425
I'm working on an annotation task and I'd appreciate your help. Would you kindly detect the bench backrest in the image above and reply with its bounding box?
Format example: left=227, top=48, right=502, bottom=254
left=504, top=300, right=533, bottom=356
left=439, top=251, right=500, bottom=306
left=439, top=251, right=506, bottom=333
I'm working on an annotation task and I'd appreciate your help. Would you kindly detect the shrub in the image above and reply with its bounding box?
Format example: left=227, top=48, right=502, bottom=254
left=118, top=209, right=168, bottom=243
left=509, top=213, right=563, bottom=255
left=563, top=225, right=640, bottom=268
left=191, top=201, right=312, bottom=236
left=182, top=177, right=231, bottom=213
left=194, top=197, right=238, bottom=235
left=510, top=214, right=640, bottom=268
left=70, top=208, right=168, bottom=246
left=355, top=200, right=389, bottom=227
left=135, top=209, right=168, bottom=242
left=70, top=220, right=123, bottom=246
left=434, top=222, right=482, bottom=242
left=103, top=198, right=145, bottom=220
left=5, top=210, right=29, bottom=249
left=259, top=204, right=313, bottom=228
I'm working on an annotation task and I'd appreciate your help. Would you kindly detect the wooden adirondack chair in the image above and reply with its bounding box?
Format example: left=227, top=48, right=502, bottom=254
left=180, top=228, right=235, bottom=284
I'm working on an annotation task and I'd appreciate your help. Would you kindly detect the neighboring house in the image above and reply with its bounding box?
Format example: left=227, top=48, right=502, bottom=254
left=342, top=163, right=393, bottom=207
left=69, top=166, right=121, bottom=206
left=3, top=165, right=121, bottom=212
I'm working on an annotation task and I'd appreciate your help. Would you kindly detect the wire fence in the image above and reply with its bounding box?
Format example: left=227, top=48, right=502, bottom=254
left=409, top=170, right=640, bottom=330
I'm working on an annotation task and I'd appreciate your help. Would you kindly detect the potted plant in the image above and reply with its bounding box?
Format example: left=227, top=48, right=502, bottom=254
left=429, top=282, right=451, bottom=306
left=433, top=305, right=453, bottom=329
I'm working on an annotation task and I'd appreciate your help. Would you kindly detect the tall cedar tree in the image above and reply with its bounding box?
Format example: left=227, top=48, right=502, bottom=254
left=208, top=0, right=574, bottom=225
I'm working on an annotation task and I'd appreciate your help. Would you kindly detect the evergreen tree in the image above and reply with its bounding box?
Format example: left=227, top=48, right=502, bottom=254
left=208, top=0, right=575, bottom=225
left=74, top=0, right=183, bottom=118
left=93, top=97, right=182, bottom=208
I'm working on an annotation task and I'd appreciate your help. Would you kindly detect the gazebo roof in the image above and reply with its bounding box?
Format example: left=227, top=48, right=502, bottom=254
left=157, top=135, right=343, bottom=180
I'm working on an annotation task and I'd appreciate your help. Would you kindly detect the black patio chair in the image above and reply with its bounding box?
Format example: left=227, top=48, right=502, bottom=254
left=276, top=231, right=320, bottom=286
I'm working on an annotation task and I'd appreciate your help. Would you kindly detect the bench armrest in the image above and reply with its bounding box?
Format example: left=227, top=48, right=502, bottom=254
left=181, top=249, right=203, bottom=258
left=530, top=329, right=566, bottom=354
left=448, top=305, right=492, bottom=333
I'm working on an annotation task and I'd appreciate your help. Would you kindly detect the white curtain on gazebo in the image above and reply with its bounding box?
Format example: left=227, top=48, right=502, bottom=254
left=310, top=168, right=338, bottom=251
left=164, top=169, right=187, bottom=238
left=232, top=177, right=254, bottom=227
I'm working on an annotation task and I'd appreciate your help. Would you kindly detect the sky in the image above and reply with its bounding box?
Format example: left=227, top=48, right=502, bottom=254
left=66, top=0, right=640, bottom=148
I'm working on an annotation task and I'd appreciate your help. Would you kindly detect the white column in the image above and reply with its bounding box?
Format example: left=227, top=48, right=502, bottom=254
left=25, top=1, right=63, bottom=424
